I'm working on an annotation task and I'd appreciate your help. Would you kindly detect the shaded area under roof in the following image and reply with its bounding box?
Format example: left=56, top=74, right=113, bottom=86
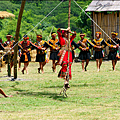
left=0, top=11, right=15, bottom=18
left=86, top=0, right=120, bottom=12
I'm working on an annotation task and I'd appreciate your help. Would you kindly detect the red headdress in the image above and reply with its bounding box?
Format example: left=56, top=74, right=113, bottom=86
left=111, top=31, right=118, bottom=36
left=37, top=35, right=42, bottom=39
left=80, top=33, right=85, bottom=36
left=96, top=32, right=102, bottom=35
left=6, top=34, right=12, bottom=38
left=23, top=35, right=29, bottom=40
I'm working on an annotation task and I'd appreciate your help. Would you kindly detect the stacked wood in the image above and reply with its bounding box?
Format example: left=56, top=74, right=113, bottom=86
left=30, top=49, right=36, bottom=62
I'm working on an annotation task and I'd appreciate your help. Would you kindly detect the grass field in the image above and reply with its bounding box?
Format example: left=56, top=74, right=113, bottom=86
left=0, top=60, right=120, bottom=120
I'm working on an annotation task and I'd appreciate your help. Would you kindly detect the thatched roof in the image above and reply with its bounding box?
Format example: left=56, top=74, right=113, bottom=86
left=0, top=11, right=15, bottom=18
left=86, top=0, right=120, bottom=12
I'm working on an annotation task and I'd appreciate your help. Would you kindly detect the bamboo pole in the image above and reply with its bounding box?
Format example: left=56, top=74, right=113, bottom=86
left=14, top=0, right=26, bottom=79
left=67, top=0, right=71, bottom=84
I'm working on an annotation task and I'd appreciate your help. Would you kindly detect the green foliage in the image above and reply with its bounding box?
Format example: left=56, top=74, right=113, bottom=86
left=0, top=0, right=92, bottom=42
left=75, top=5, right=92, bottom=37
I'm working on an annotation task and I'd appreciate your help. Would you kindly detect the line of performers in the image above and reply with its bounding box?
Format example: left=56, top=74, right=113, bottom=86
left=0, top=28, right=120, bottom=88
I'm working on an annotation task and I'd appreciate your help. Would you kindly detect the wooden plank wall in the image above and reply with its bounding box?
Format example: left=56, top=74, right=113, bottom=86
left=93, top=12, right=95, bottom=39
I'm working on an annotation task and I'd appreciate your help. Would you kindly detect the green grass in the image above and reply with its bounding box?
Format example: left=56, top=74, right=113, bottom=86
left=0, top=60, right=120, bottom=120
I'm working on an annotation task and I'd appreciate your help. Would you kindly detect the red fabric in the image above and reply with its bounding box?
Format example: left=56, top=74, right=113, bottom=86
left=57, top=31, right=76, bottom=63
left=20, top=40, right=30, bottom=50
left=57, top=31, right=76, bottom=46
left=57, top=31, right=76, bottom=79
left=60, top=51, right=73, bottom=63
left=59, top=62, right=72, bottom=79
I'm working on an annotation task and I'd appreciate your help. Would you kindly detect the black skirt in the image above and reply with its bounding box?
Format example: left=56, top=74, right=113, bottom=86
left=20, top=53, right=31, bottom=62
left=94, top=51, right=103, bottom=59
left=36, top=54, right=45, bottom=62
left=50, top=51, right=59, bottom=60
left=108, top=51, right=117, bottom=60
left=79, top=51, right=91, bottom=60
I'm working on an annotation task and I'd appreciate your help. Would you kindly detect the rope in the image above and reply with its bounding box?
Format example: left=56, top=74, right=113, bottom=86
left=0, top=0, right=64, bottom=60
left=73, top=0, right=119, bottom=46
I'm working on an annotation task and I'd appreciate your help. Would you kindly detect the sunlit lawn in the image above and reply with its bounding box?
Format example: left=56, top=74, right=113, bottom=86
left=0, top=60, right=120, bottom=120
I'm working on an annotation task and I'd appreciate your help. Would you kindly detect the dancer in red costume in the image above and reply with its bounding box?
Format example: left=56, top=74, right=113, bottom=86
left=57, top=28, right=76, bottom=88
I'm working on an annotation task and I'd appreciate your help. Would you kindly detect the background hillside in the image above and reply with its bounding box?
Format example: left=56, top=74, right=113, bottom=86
left=0, top=0, right=92, bottom=42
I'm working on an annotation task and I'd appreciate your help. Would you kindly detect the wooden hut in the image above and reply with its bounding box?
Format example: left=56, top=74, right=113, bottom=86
left=0, top=11, right=15, bottom=19
left=86, top=0, right=120, bottom=55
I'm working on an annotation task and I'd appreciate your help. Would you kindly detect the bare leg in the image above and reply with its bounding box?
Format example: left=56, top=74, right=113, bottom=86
left=96, top=59, right=99, bottom=72
left=81, top=60, right=85, bottom=72
left=0, top=88, right=12, bottom=97
left=85, top=59, right=89, bottom=71
left=52, top=60, right=56, bottom=73
left=18, top=60, right=21, bottom=71
left=38, top=62, right=41, bottom=73
left=0, top=88, right=7, bottom=97
left=55, top=60, right=59, bottom=66
left=40, top=62, right=44, bottom=74
left=42, top=61, right=46, bottom=67
left=99, top=58, right=103, bottom=71
left=22, top=62, right=29, bottom=74
left=112, top=60, right=116, bottom=71
left=26, top=62, right=29, bottom=74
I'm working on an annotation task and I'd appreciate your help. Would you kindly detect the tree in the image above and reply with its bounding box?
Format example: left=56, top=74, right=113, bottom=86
left=75, top=6, right=92, bottom=37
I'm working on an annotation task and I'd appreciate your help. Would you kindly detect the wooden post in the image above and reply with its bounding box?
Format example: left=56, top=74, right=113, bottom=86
left=67, top=0, right=71, bottom=82
left=14, top=0, right=26, bottom=79
left=8, top=53, right=11, bottom=77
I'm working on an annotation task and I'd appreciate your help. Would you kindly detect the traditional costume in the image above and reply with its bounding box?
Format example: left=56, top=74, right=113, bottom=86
left=107, top=32, right=120, bottom=60
left=57, top=29, right=76, bottom=80
left=77, top=33, right=96, bottom=60
left=35, top=35, right=56, bottom=63
left=19, top=35, right=41, bottom=63
left=49, top=32, right=60, bottom=61
left=3, top=34, right=14, bottom=63
left=92, top=32, right=113, bottom=59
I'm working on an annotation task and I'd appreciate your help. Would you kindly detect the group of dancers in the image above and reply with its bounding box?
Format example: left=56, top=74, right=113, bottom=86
left=0, top=28, right=120, bottom=89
